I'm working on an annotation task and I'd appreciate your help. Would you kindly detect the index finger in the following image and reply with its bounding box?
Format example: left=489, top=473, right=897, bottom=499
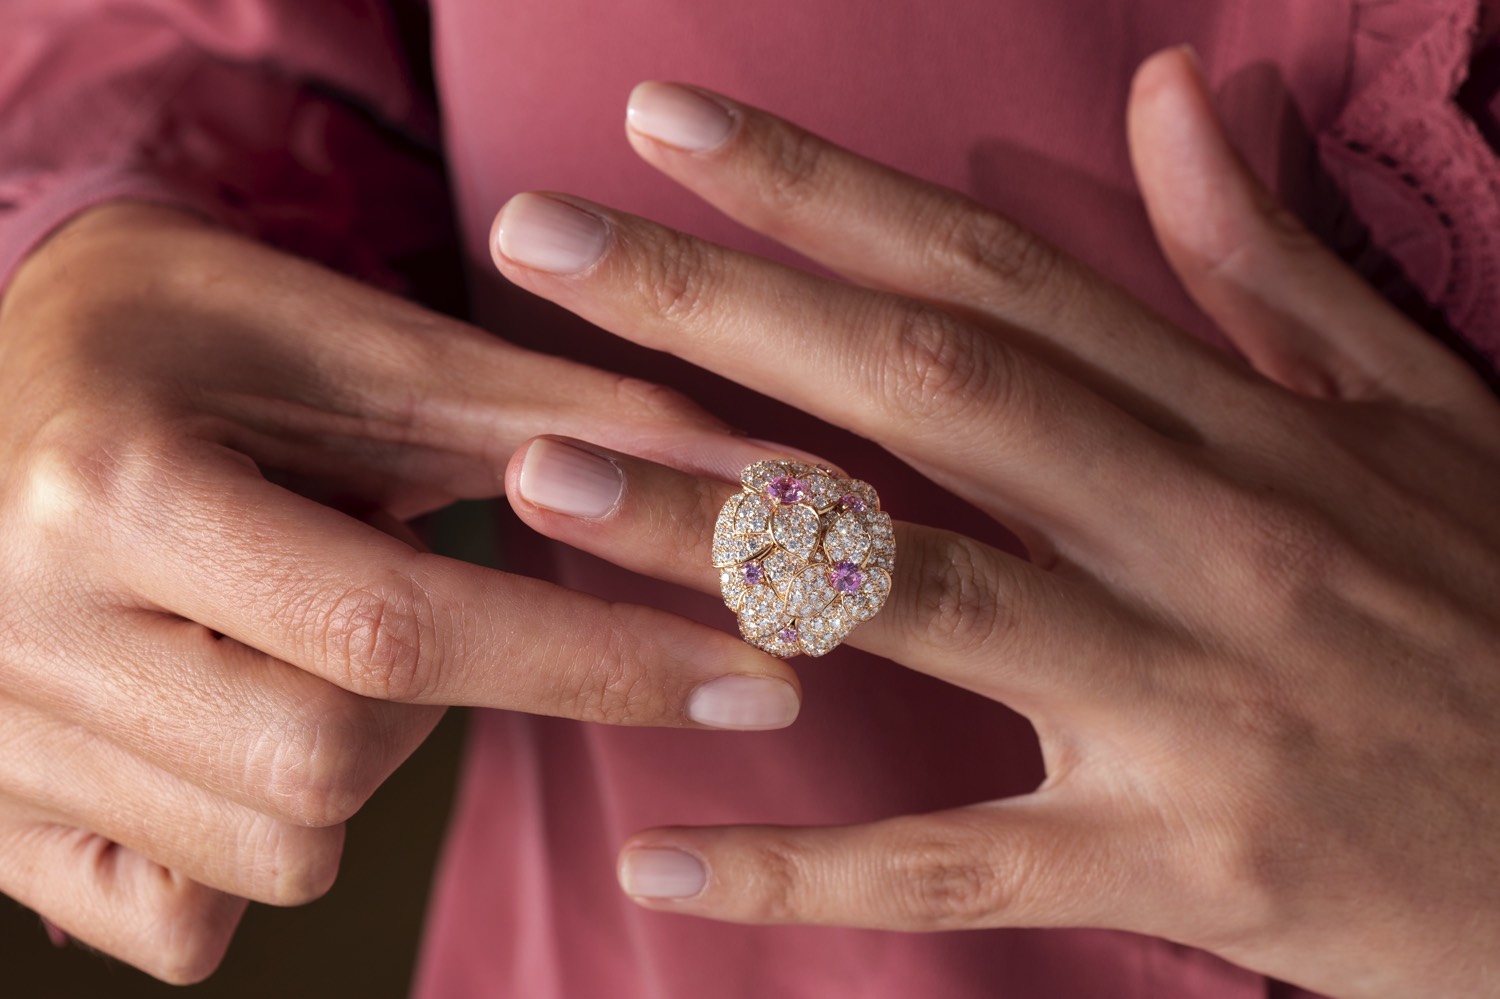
left=110, top=442, right=801, bottom=731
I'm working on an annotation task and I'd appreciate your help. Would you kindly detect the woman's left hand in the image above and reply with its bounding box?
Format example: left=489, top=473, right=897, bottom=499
left=488, top=50, right=1500, bottom=999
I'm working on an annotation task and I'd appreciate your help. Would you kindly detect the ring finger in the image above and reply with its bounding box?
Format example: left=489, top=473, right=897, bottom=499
left=506, top=436, right=1163, bottom=710
left=0, top=693, right=344, bottom=906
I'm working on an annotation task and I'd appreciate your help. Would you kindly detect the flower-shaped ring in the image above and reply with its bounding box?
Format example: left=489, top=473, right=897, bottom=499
left=713, top=460, right=895, bottom=658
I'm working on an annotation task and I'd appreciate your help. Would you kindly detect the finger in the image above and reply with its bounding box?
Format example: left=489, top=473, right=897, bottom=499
left=615, top=799, right=1134, bottom=931
left=489, top=191, right=1197, bottom=551
left=212, top=333, right=791, bottom=517
left=11, top=610, right=441, bottom=827
left=0, top=815, right=246, bottom=984
left=109, top=441, right=802, bottom=730
left=621, top=81, right=1258, bottom=429
left=0, top=695, right=345, bottom=906
left=110, top=208, right=755, bottom=508
left=508, top=437, right=1158, bottom=709
left=1127, top=47, right=1497, bottom=413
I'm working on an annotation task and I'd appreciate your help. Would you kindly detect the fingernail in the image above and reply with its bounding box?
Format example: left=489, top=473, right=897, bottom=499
left=627, top=82, right=735, bottom=152
left=41, top=917, right=68, bottom=948
left=517, top=438, right=623, bottom=519
left=688, top=675, right=800, bottom=730
left=620, top=848, right=707, bottom=899
left=493, top=193, right=608, bottom=274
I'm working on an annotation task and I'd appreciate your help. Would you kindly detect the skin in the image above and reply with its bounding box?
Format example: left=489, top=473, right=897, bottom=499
left=492, top=50, right=1500, bottom=998
left=0, top=204, right=802, bottom=981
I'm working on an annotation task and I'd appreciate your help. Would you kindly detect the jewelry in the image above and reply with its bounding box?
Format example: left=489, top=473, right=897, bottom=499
left=713, top=460, right=894, bottom=658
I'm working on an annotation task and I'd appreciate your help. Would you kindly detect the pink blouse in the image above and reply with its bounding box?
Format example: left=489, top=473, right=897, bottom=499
left=3, top=1, right=1496, bottom=996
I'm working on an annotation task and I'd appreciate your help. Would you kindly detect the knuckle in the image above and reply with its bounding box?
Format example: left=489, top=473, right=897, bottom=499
left=258, top=705, right=373, bottom=827
left=246, top=818, right=344, bottom=906
left=887, top=829, right=1009, bottom=928
left=150, top=933, right=228, bottom=985
left=15, top=416, right=164, bottom=534
left=739, top=836, right=804, bottom=923
left=565, top=607, right=661, bottom=724
left=638, top=230, right=719, bottom=325
left=316, top=576, right=440, bottom=702
left=908, top=535, right=1009, bottom=657
left=936, top=206, right=1060, bottom=305
left=1210, top=481, right=1347, bottom=617
left=145, top=885, right=245, bottom=984
left=881, top=304, right=1000, bottom=426
left=757, top=122, right=829, bottom=219
left=608, top=373, right=713, bottom=426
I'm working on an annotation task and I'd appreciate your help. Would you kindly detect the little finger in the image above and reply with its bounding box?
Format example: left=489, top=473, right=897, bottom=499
left=615, top=799, right=1139, bottom=932
left=0, top=812, right=245, bottom=984
left=0, top=695, right=345, bottom=906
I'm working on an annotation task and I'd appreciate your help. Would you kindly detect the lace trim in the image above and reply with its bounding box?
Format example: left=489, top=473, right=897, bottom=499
left=1318, top=0, right=1500, bottom=371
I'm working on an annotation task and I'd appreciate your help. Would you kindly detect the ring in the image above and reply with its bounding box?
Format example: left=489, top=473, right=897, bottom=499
left=713, top=460, right=895, bottom=658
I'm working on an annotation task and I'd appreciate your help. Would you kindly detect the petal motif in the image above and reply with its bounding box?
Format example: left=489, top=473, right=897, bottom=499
left=785, top=563, right=837, bottom=618
left=823, top=512, right=872, bottom=565
left=772, top=503, right=820, bottom=561
left=798, top=608, right=856, bottom=657
left=867, top=511, right=896, bottom=572
left=737, top=583, right=784, bottom=639
left=844, top=566, right=891, bottom=622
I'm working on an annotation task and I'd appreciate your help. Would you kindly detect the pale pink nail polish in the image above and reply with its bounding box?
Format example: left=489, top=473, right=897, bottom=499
left=627, top=82, right=735, bottom=152
left=517, top=438, right=623, bottom=519
left=620, top=848, right=707, bottom=899
left=688, top=675, right=800, bottom=730
left=41, top=917, right=68, bottom=948
left=494, top=193, right=608, bottom=274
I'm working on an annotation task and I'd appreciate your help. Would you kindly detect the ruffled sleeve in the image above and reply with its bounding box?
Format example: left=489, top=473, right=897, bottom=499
left=0, top=0, right=448, bottom=292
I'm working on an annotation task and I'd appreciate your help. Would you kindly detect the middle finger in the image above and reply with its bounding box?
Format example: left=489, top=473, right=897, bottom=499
left=491, top=191, right=1195, bottom=546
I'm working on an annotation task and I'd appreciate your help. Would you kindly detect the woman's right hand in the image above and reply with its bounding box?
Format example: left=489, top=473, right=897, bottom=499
left=0, top=202, right=799, bottom=981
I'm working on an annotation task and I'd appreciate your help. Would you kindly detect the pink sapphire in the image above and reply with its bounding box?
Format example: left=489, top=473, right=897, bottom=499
left=777, top=626, right=799, bottom=644
left=840, top=493, right=866, bottom=513
left=767, top=475, right=806, bottom=504
left=830, top=561, right=863, bottom=593
left=742, top=562, right=764, bottom=584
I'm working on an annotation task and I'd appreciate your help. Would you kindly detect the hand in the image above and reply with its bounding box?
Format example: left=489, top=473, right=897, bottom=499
left=488, top=52, right=1500, bottom=998
left=0, top=203, right=802, bottom=981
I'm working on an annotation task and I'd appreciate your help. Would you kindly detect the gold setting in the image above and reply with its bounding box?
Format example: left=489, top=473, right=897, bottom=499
left=714, top=460, right=894, bottom=658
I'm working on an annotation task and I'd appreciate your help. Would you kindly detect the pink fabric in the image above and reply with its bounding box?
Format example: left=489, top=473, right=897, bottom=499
left=0, top=0, right=444, bottom=290
left=2, top=1, right=1496, bottom=996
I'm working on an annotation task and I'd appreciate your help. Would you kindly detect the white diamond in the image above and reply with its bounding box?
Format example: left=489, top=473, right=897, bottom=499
left=843, top=480, right=880, bottom=512
left=785, top=563, right=837, bottom=618
left=823, top=512, right=872, bottom=565
left=797, top=609, right=854, bottom=657
left=844, top=566, right=891, bottom=622
left=714, top=531, right=771, bottom=567
left=772, top=503, right=820, bottom=561
left=752, top=626, right=801, bottom=659
left=711, top=493, right=741, bottom=553
left=866, top=511, right=896, bottom=571
left=737, top=584, right=783, bottom=639
left=740, top=461, right=790, bottom=491
left=720, top=566, right=747, bottom=611
left=801, top=473, right=842, bottom=512
left=763, top=547, right=805, bottom=597
left=734, top=492, right=773, bottom=536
